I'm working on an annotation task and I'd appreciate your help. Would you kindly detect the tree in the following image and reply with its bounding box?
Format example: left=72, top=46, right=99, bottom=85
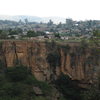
left=93, top=29, right=100, bottom=37
left=47, top=51, right=61, bottom=68
left=16, top=28, right=23, bottom=34
left=6, top=66, right=29, bottom=82
left=9, top=29, right=18, bottom=35
left=0, top=30, right=8, bottom=39
left=54, top=33, right=61, bottom=38
left=90, top=29, right=100, bottom=46
left=27, top=30, right=37, bottom=37
left=55, top=74, right=82, bottom=100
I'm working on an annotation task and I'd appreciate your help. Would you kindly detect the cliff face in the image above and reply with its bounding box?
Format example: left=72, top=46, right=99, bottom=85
left=0, top=40, right=100, bottom=84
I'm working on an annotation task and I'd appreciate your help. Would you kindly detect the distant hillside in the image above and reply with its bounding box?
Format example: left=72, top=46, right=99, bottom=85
left=0, top=15, right=66, bottom=23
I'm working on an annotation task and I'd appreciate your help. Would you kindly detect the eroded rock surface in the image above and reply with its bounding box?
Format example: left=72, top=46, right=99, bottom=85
left=0, top=40, right=99, bottom=84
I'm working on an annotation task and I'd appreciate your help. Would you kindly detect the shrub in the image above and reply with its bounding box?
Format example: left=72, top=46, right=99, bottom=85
left=6, top=66, right=29, bottom=82
left=60, top=44, right=71, bottom=53
left=70, top=52, right=76, bottom=68
left=24, top=75, right=37, bottom=85
left=55, top=74, right=82, bottom=100
left=82, top=87, right=100, bottom=100
left=47, top=51, right=61, bottom=68
left=0, top=65, right=53, bottom=100
left=34, top=96, right=48, bottom=100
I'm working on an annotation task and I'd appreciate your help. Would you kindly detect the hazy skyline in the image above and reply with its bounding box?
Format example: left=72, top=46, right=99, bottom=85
left=0, top=0, right=100, bottom=20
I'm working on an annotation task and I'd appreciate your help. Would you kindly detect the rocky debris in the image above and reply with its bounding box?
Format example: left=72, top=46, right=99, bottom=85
left=33, top=86, right=43, bottom=96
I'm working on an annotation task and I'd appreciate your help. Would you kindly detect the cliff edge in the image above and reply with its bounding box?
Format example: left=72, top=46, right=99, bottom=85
left=0, top=40, right=99, bottom=84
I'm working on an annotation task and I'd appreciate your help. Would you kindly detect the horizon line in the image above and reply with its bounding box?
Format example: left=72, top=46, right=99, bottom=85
left=0, top=14, right=100, bottom=21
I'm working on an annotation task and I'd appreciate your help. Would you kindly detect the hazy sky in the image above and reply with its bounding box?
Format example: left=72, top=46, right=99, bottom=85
left=0, top=0, right=100, bottom=20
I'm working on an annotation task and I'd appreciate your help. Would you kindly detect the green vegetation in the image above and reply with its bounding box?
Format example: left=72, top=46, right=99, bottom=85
left=27, top=30, right=45, bottom=37
left=9, top=28, right=22, bottom=35
left=54, top=33, right=61, bottom=38
left=60, top=44, right=71, bottom=53
left=92, top=29, right=100, bottom=37
left=0, top=30, right=8, bottom=39
left=0, top=66, right=53, bottom=100
left=55, top=73, right=100, bottom=100
left=6, top=66, right=29, bottom=82
left=89, top=29, right=100, bottom=46
left=0, top=32, right=99, bottom=100
left=47, top=51, right=61, bottom=68
left=81, top=86, right=100, bottom=100
left=46, top=40, right=61, bottom=68
left=55, top=74, right=82, bottom=100
left=81, top=70, right=100, bottom=100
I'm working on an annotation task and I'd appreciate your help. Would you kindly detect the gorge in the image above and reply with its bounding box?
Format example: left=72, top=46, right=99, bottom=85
left=0, top=40, right=99, bottom=85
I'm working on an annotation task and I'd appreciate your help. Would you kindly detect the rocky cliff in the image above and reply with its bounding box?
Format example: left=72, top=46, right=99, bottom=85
left=0, top=40, right=100, bottom=84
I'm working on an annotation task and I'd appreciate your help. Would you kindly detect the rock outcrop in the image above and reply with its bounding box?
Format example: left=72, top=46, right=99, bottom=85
left=0, top=40, right=100, bottom=84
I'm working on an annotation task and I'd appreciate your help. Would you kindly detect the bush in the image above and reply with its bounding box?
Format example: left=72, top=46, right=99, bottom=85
left=55, top=74, right=82, bottom=100
left=6, top=66, right=29, bottom=82
left=60, top=44, right=71, bottom=53
left=82, top=87, right=100, bottom=100
left=47, top=51, right=61, bottom=67
left=0, top=65, right=53, bottom=100
left=2, top=83, right=22, bottom=97
left=24, top=75, right=40, bottom=85
left=25, top=75, right=52, bottom=95
left=34, top=96, right=48, bottom=100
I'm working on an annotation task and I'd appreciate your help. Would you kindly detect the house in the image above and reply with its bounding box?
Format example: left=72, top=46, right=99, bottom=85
left=61, top=36, right=69, bottom=40
left=44, top=31, right=54, bottom=39
left=37, top=36, right=45, bottom=40
left=8, top=35, right=20, bottom=39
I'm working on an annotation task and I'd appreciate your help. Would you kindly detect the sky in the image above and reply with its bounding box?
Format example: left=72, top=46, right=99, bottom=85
left=0, top=0, right=100, bottom=20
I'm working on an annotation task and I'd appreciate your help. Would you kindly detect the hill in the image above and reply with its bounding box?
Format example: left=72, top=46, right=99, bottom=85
left=0, top=15, right=66, bottom=23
